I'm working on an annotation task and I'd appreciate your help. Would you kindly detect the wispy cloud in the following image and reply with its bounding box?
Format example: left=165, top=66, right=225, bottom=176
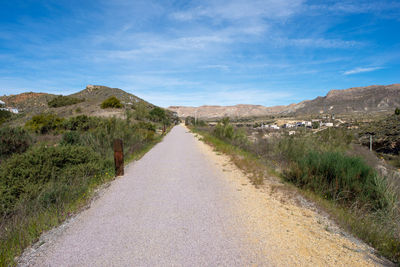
left=171, top=0, right=304, bottom=21
left=343, top=67, right=382, bottom=75
left=0, top=0, right=398, bottom=107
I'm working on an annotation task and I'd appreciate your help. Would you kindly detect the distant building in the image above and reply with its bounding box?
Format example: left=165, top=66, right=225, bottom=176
left=324, top=122, right=334, bottom=127
left=0, top=100, right=5, bottom=106
left=270, top=125, right=280, bottom=130
left=283, top=123, right=295, bottom=128
left=0, top=106, right=19, bottom=114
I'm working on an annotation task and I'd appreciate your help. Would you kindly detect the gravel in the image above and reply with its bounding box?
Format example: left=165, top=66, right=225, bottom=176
left=20, top=125, right=271, bottom=266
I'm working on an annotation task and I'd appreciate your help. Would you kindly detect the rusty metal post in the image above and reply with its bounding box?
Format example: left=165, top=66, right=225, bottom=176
left=113, top=139, right=124, bottom=176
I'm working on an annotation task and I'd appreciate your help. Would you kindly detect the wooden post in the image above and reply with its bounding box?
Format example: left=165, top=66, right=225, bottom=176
left=370, top=135, right=372, bottom=151
left=162, top=124, right=166, bottom=135
left=113, top=139, right=124, bottom=176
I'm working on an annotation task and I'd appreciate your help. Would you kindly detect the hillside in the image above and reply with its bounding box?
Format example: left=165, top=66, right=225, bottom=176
left=169, top=83, right=400, bottom=119
left=0, top=85, right=156, bottom=119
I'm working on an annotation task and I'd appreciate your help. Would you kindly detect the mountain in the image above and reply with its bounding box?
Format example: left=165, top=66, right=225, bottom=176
left=168, top=84, right=400, bottom=119
left=0, top=85, right=156, bottom=118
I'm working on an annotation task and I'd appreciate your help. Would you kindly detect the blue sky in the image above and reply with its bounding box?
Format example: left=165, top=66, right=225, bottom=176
left=0, top=0, right=399, bottom=107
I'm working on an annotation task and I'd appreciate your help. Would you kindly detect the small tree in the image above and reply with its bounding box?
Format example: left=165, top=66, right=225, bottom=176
left=185, top=116, right=195, bottom=126
left=395, top=108, right=400, bottom=115
left=100, top=96, right=123, bottom=109
left=312, top=121, right=320, bottom=129
left=149, top=107, right=166, bottom=122
left=133, top=101, right=149, bottom=120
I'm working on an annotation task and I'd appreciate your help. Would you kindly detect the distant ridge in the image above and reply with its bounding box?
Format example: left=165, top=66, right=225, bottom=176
left=168, top=83, right=400, bottom=119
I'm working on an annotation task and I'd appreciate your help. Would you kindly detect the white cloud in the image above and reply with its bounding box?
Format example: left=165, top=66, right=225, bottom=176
left=343, top=67, right=382, bottom=75
left=274, top=37, right=361, bottom=49
left=200, top=65, right=230, bottom=71
left=171, top=0, right=304, bottom=21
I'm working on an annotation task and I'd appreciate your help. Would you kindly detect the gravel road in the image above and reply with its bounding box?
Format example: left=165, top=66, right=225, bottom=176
left=19, top=125, right=390, bottom=267
left=20, top=125, right=271, bottom=266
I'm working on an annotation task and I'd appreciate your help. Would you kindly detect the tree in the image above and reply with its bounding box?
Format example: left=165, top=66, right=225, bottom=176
left=133, top=101, right=149, bottom=120
left=149, top=107, right=166, bottom=122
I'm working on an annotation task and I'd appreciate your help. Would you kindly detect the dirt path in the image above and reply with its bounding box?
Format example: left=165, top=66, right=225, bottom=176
left=19, top=125, right=390, bottom=266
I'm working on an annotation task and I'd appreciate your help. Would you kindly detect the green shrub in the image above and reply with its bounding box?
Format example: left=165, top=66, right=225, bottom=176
left=214, top=117, right=234, bottom=140
left=0, top=145, right=103, bottom=216
left=395, top=108, right=400, bottom=115
left=286, top=150, right=395, bottom=211
left=48, top=95, right=84, bottom=108
left=132, top=101, right=149, bottom=120
left=134, top=121, right=156, bottom=132
left=149, top=107, right=166, bottom=122
left=185, top=116, right=195, bottom=126
left=63, top=115, right=93, bottom=131
left=25, top=114, right=64, bottom=134
left=60, top=131, right=81, bottom=145
left=0, top=109, right=12, bottom=125
left=0, top=127, right=31, bottom=159
left=100, top=96, right=123, bottom=109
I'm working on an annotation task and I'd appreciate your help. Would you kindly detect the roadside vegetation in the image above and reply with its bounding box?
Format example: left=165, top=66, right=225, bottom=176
left=191, top=117, right=400, bottom=263
left=0, top=108, right=173, bottom=266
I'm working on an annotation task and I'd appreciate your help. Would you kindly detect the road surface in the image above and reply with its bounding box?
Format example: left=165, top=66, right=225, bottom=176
left=19, top=125, right=387, bottom=266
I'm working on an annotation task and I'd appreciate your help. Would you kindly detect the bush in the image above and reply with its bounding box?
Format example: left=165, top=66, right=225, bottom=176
left=25, top=114, right=64, bottom=134
left=0, top=110, right=12, bottom=125
left=48, top=95, right=84, bottom=108
left=0, top=145, right=103, bottom=216
left=100, top=96, right=123, bottom=109
left=63, top=115, right=93, bottom=131
left=395, top=108, right=400, bottom=115
left=0, top=127, right=31, bottom=159
left=214, top=117, right=234, bottom=140
left=134, top=121, right=156, bottom=132
left=149, top=107, right=166, bottom=122
left=286, top=150, right=395, bottom=211
left=185, top=116, right=195, bottom=126
left=60, top=131, right=81, bottom=145
left=132, top=101, right=149, bottom=120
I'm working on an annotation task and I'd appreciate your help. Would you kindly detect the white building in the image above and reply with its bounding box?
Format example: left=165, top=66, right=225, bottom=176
left=324, top=122, right=334, bottom=127
left=283, top=123, right=295, bottom=128
left=0, top=100, right=5, bottom=106
left=270, top=125, right=280, bottom=130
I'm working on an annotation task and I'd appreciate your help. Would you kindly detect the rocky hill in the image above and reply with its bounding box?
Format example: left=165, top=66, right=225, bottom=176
left=0, top=85, right=156, bottom=119
left=169, top=84, right=400, bottom=119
